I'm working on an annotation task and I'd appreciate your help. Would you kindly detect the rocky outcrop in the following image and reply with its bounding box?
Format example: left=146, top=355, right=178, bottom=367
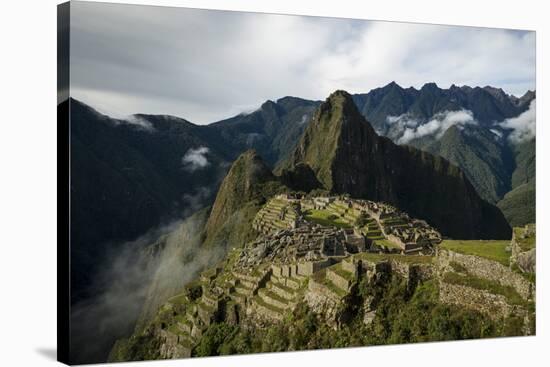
left=280, top=90, right=511, bottom=240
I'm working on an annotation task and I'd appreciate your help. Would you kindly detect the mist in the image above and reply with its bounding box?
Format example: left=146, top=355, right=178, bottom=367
left=388, top=109, right=477, bottom=144
left=499, top=99, right=536, bottom=143
left=182, top=146, right=211, bottom=171
left=69, top=200, right=226, bottom=363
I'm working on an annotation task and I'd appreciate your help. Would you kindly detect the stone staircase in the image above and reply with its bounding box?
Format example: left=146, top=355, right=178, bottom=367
left=164, top=306, right=204, bottom=356
left=309, top=260, right=358, bottom=301
left=253, top=198, right=299, bottom=234
left=251, top=273, right=305, bottom=322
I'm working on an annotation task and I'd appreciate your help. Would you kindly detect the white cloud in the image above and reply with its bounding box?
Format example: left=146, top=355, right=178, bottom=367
left=490, top=129, right=503, bottom=138
left=70, top=2, right=535, bottom=124
left=499, top=100, right=536, bottom=143
left=182, top=147, right=210, bottom=171
left=396, top=109, right=477, bottom=144
left=124, top=115, right=155, bottom=132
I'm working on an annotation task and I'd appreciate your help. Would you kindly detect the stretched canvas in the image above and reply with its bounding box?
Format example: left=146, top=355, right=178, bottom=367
left=57, top=1, right=536, bottom=365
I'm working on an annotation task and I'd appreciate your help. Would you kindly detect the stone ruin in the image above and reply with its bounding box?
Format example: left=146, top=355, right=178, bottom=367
left=237, top=223, right=353, bottom=269
left=252, top=195, right=442, bottom=256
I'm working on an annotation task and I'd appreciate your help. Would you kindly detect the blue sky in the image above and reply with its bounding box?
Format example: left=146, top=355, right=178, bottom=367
left=70, top=1, right=536, bottom=124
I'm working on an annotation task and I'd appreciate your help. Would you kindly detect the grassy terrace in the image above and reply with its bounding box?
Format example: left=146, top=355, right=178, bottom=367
left=253, top=295, right=285, bottom=314
left=311, top=268, right=347, bottom=298
left=330, top=263, right=355, bottom=281
left=304, top=209, right=351, bottom=228
left=376, top=239, right=403, bottom=250
left=271, top=280, right=295, bottom=294
left=323, top=277, right=348, bottom=298
left=443, top=272, right=528, bottom=307
left=440, top=240, right=510, bottom=266
left=356, top=252, right=433, bottom=264
left=260, top=289, right=289, bottom=305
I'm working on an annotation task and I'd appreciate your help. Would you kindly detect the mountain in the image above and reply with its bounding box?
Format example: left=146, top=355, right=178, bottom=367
left=348, top=83, right=535, bottom=213
left=69, top=99, right=231, bottom=302
left=422, top=125, right=514, bottom=204
left=497, top=180, right=535, bottom=227
left=353, top=82, right=534, bottom=135
left=497, top=138, right=536, bottom=226
left=110, top=194, right=535, bottom=362
left=204, top=149, right=286, bottom=243
left=279, top=90, right=511, bottom=240
left=68, top=96, right=316, bottom=302
left=69, top=83, right=535, bottom=299
left=208, top=97, right=320, bottom=166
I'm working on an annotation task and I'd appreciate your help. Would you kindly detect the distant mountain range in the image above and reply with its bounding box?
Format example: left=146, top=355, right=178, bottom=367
left=279, top=90, right=510, bottom=239
left=66, top=81, right=535, bottom=303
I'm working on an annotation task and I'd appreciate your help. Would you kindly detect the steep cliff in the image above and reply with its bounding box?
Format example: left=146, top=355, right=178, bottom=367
left=280, top=90, right=511, bottom=240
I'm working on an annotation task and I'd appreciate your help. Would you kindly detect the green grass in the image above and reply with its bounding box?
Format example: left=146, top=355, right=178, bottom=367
left=367, top=234, right=384, bottom=240
left=271, top=281, right=295, bottom=295
left=321, top=277, right=348, bottom=298
left=253, top=296, right=285, bottom=314
left=443, top=272, right=528, bottom=307
left=440, top=240, right=511, bottom=266
left=356, top=252, right=433, bottom=264
left=376, top=239, right=403, bottom=250
left=330, top=264, right=355, bottom=282
left=382, top=217, right=407, bottom=226
left=260, top=289, right=289, bottom=305
left=304, top=209, right=351, bottom=228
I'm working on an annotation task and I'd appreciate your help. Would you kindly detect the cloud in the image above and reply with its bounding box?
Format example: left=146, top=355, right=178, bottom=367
left=124, top=115, right=155, bottom=131
left=182, top=146, right=210, bottom=171
left=396, top=109, right=477, bottom=144
left=490, top=129, right=503, bottom=139
left=69, top=2, right=535, bottom=124
left=69, top=189, right=223, bottom=363
left=498, top=100, right=536, bottom=143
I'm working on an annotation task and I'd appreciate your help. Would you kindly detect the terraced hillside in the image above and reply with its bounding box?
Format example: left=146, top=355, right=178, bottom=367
left=110, top=193, right=535, bottom=362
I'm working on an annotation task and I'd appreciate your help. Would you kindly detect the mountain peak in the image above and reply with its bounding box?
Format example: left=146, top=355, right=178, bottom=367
left=421, top=82, right=439, bottom=91
left=323, top=89, right=367, bottom=123
left=328, top=89, right=353, bottom=100
left=280, top=91, right=511, bottom=240
left=384, top=81, right=402, bottom=89
left=205, top=150, right=276, bottom=238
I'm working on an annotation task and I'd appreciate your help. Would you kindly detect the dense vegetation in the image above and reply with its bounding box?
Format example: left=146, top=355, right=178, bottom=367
left=165, top=278, right=525, bottom=358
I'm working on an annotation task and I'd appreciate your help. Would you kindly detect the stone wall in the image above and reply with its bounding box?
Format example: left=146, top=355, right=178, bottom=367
left=305, top=280, right=342, bottom=329
left=326, top=268, right=353, bottom=291
left=297, top=259, right=334, bottom=276
left=510, top=228, right=536, bottom=274
left=439, top=281, right=519, bottom=320
left=437, top=249, right=533, bottom=300
left=157, top=329, right=191, bottom=359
